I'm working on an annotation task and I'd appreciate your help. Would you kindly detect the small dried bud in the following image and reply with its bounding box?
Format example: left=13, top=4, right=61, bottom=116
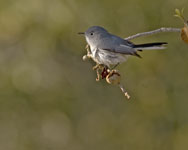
left=119, top=84, right=130, bottom=100
left=82, top=55, right=89, bottom=61
left=174, top=8, right=188, bottom=44
left=106, top=70, right=121, bottom=85
left=181, top=25, right=188, bottom=44
left=124, top=92, right=130, bottom=99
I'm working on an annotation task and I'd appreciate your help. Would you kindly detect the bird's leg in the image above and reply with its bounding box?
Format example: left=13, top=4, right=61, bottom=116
left=93, top=64, right=103, bottom=70
left=93, top=64, right=104, bottom=81
left=110, top=63, right=120, bottom=70
left=96, top=67, right=101, bottom=81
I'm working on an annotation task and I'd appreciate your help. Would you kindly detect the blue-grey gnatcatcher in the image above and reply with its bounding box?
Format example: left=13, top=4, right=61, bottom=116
left=79, top=26, right=167, bottom=67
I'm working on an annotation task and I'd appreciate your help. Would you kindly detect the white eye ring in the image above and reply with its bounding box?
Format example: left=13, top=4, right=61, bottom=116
left=90, top=32, right=93, bottom=35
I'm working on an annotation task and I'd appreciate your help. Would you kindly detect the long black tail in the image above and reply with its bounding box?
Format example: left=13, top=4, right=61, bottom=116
left=133, top=42, right=167, bottom=50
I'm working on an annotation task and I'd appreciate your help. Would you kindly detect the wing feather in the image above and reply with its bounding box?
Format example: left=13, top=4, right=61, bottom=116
left=97, top=35, right=140, bottom=57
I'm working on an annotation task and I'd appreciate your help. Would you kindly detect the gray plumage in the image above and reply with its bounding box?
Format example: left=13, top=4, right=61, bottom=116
left=80, top=26, right=167, bottom=67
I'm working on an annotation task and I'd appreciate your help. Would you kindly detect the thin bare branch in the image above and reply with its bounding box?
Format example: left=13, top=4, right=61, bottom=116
left=125, top=27, right=181, bottom=40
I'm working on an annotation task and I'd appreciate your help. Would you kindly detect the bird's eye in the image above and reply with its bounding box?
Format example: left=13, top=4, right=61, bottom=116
left=90, top=32, right=93, bottom=35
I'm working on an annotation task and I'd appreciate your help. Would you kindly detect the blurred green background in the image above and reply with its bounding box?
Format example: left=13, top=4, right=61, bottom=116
left=0, top=0, right=188, bottom=150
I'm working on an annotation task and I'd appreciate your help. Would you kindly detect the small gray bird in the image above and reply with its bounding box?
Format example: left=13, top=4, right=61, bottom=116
left=79, top=26, right=167, bottom=67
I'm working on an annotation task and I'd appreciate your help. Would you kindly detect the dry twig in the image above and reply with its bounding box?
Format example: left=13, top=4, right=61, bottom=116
left=125, top=27, right=181, bottom=40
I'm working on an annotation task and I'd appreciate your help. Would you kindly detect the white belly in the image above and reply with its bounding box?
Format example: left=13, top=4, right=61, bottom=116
left=90, top=46, right=128, bottom=67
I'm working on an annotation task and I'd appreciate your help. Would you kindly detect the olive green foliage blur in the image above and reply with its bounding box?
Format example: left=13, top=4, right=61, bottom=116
left=0, top=0, right=188, bottom=150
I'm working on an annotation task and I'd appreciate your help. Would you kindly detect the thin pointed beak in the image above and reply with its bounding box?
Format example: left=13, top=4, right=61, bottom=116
left=78, top=32, right=85, bottom=35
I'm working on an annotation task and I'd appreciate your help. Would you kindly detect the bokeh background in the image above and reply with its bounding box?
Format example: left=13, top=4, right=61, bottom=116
left=0, top=0, right=188, bottom=150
